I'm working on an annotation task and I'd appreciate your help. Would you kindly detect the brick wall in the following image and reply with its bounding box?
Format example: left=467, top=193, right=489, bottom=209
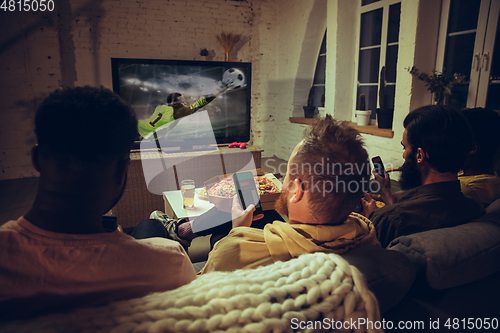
left=0, top=0, right=259, bottom=180
left=0, top=0, right=332, bottom=180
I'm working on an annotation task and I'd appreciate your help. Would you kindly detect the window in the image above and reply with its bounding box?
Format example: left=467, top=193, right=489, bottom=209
left=311, top=31, right=327, bottom=113
left=355, top=0, right=401, bottom=123
left=437, top=0, right=500, bottom=110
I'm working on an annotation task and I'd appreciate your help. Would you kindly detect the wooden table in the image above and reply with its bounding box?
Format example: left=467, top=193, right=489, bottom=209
left=113, top=145, right=263, bottom=228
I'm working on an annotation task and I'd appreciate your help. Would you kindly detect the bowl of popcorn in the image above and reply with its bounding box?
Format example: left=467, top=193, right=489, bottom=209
left=204, top=171, right=281, bottom=212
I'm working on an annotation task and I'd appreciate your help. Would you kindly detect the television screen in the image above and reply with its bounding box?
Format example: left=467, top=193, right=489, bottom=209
left=111, top=58, right=252, bottom=148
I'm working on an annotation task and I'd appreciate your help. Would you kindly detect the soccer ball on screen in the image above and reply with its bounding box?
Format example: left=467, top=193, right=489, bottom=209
left=222, top=68, right=246, bottom=90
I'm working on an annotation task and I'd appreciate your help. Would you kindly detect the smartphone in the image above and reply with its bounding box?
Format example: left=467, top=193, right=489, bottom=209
left=233, top=171, right=263, bottom=215
left=372, top=156, right=386, bottom=178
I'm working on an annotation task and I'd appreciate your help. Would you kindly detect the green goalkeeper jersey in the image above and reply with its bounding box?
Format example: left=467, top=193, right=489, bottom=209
left=138, top=97, right=211, bottom=139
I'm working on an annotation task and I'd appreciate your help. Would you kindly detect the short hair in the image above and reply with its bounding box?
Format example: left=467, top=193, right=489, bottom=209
left=290, top=115, right=370, bottom=225
left=166, top=92, right=182, bottom=106
left=460, top=107, right=500, bottom=170
left=403, top=104, right=474, bottom=173
left=35, top=86, right=138, bottom=163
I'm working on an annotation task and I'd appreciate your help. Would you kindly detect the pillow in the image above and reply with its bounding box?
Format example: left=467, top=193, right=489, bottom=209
left=388, top=210, right=500, bottom=290
left=341, top=244, right=416, bottom=313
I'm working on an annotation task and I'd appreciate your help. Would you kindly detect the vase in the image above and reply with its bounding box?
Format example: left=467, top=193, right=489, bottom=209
left=376, top=108, right=394, bottom=129
left=355, top=110, right=371, bottom=126
left=303, top=106, right=315, bottom=118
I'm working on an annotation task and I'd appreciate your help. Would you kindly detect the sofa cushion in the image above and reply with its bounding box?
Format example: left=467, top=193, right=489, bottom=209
left=341, top=244, right=416, bottom=313
left=388, top=204, right=500, bottom=290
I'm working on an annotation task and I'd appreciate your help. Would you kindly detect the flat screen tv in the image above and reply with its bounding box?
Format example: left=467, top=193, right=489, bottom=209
left=111, top=58, right=252, bottom=150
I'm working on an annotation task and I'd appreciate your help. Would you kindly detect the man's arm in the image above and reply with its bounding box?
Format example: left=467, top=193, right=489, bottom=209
left=173, top=80, right=233, bottom=119
left=372, top=170, right=397, bottom=205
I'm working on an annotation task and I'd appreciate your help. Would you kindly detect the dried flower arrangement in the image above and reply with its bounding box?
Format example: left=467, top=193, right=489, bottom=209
left=215, top=31, right=242, bottom=61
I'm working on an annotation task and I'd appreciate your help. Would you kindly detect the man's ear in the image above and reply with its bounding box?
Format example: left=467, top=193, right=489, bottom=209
left=416, top=148, right=427, bottom=164
left=31, top=145, right=41, bottom=172
left=289, top=178, right=304, bottom=203
left=115, top=158, right=130, bottom=185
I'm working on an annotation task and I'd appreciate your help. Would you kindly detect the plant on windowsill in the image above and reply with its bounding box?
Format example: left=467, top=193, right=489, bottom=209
left=355, top=93, right=371, bottom=126
left=407, top=66, right=465, bottom=105
left=303, top=86, right=316, bottom=118
left=376, top=66, right=394, bottom=129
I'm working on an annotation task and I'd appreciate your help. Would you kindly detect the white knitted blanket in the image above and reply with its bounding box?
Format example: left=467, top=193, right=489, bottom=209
left=2, top=253, right=382, bottom=333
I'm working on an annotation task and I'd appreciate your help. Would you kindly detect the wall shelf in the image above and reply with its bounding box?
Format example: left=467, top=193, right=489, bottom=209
left=289, top=117, right=394, bottom=138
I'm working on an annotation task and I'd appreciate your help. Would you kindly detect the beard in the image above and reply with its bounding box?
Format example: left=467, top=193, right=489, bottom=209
left=398, top=153, right=422, bottom=191
left=274, top=186, right=289, bottom=217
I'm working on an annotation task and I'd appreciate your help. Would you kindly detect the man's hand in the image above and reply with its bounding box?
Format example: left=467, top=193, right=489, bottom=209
left=361, top=192, right=378, bottom=218
left=372, top=170, right=395, bottom=205
left=231, top=195, right=264, bottom=229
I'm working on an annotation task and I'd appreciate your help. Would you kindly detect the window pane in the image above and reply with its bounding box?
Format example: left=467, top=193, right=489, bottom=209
left=319, top=31, right=327, bottom=54
left=486, top=18, right=500, bottom=110
left=387, top=3, right=401, bottom=44
left=445, top=83, right=469, bottom=111
left=357, top=86, right=378, bottom=119
left=447, top=0, right=481, bottom=34
left=385, top=45, right=398, bottom=83
left=486, top=84, right=500, bottom=110
left=488, top=20, right=500, bottom=82
left=313, top=56, right=326, bottom=85
left=360, top=9, right=383, bottom=47
left=362, top=0, right=381, bottom=6
left=443, top=33, right=476, bottom=80
left=313, top=86, right=325, bottom=108
left=358, top=48, right=381, bottom=83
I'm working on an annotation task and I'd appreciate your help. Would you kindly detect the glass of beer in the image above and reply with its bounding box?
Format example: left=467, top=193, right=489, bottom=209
left=181, top=180, right=195, bottom=209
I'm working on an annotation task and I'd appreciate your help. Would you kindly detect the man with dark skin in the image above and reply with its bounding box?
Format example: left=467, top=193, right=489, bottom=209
left=0, top=86, right=195, bottom=317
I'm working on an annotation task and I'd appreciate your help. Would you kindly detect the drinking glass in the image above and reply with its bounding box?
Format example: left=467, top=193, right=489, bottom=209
left=181, top=180, right=195, bottom=209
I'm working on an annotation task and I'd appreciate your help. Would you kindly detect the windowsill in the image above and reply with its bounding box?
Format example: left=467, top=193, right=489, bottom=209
left=288, top=117, right=394, bottom=138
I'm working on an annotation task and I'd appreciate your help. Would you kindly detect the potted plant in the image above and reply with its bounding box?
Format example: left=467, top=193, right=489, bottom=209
left=407, top=66, right=465, bottom=105
left=355, top=93, right=371, bottom=126
left=376, top=66, right=394, bottom=129
left=303, top=86, right=316, bottom=118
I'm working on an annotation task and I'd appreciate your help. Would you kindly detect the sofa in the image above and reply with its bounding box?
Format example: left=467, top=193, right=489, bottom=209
left=383, top=198, right=500, bottom=330
left=2, top=200, right=498, bottom=332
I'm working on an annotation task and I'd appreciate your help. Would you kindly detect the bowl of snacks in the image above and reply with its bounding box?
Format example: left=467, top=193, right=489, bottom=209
left=204, top=170, right=281, bottom=212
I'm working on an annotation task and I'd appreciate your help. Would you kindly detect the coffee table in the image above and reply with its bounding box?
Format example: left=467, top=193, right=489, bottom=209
left=163, top=188, right=215, bottom=220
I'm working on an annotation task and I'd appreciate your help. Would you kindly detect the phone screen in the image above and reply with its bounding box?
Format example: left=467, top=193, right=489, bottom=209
left=233, top=172, right=263, bottom=215
left=372, top=156, right=386, bottom=178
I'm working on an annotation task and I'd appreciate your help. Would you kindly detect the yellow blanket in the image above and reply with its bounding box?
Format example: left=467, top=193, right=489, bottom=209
left=199, top=212, right=380, bottom=273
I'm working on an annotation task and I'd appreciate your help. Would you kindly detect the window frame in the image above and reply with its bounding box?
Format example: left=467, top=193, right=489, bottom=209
left=353, top=0, right=401, bottom=124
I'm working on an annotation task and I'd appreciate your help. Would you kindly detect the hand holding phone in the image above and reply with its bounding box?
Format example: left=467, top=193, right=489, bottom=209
left=372, top=156, right=386, bottom=178
left=232, top=172, right=263, bottom=215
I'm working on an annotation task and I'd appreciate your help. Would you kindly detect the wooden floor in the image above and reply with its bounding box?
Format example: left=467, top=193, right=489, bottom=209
left=0, top=157, right=287, bottom=226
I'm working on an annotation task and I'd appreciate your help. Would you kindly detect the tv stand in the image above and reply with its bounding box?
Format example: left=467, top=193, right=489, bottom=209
left=113, top=145, right=263, bottom=228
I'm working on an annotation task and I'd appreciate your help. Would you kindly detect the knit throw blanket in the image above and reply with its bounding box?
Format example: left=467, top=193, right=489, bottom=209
left=2, top=253, right=382, bottom=333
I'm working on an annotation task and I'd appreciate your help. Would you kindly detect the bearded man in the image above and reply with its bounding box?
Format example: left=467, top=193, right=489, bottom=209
left=362, top=105, right=483, bottom=248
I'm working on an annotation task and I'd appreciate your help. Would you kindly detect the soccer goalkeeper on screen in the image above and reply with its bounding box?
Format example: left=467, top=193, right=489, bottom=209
left=138, top=79, right=233, bottom=140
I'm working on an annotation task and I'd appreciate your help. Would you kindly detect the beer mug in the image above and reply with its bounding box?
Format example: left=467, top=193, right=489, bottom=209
left=181, top=180, right=195, bottom=209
